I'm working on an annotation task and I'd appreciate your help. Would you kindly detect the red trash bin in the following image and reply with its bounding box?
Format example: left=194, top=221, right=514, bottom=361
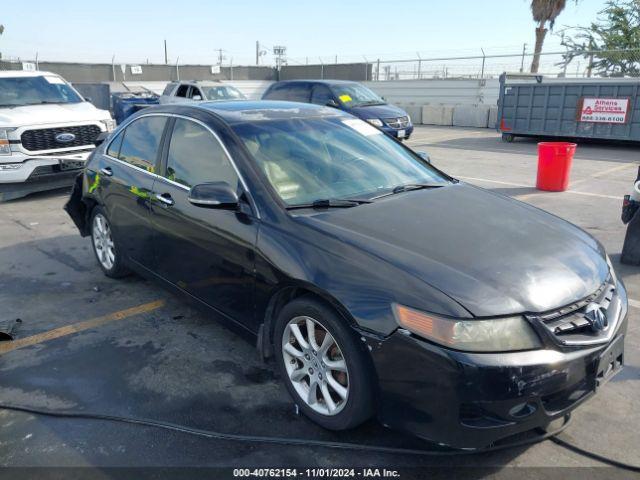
left=536, top=142, right=577, bottom=192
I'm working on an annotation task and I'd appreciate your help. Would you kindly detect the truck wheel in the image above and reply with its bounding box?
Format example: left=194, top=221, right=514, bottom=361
left=275, top=296, right=375, bottom=430
left=90, top=206, right=130, bottom=278
left=501, top=133, right=515, bottom=143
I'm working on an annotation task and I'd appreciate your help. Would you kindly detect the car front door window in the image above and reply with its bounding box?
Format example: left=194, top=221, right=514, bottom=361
left=165, top=118, right=239, bottom=190
left=311, top=85, right=334, bottom=106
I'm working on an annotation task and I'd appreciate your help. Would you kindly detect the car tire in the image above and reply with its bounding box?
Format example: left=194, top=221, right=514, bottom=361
left=90, top=206, right=129, bottom=278
left=274, top=296, right=375, bottom=430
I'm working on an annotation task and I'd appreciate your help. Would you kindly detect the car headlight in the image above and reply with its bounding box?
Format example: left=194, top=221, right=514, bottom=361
left=0, top=129, right=12, bottom=155
left=393, top=303, right=542, bottom=352
left=365, top=118, right=383, bottom=127
left=100, top=119, right=116, bottom=132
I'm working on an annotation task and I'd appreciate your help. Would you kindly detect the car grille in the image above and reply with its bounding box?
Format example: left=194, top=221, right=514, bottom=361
left=526, top=276, right=618, bottom=345
left=384, top=116, right=410, bottom=129
left=21, top=125, right=101, bottom=152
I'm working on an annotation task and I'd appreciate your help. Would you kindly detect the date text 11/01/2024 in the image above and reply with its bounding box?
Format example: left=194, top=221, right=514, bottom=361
left=232, top=468, right=400, bottom=478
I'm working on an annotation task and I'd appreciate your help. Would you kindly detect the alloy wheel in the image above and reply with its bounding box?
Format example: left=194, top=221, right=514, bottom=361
left=281, top=316, right=350, bottom=416
left=92, top=213, right=116, bottom=270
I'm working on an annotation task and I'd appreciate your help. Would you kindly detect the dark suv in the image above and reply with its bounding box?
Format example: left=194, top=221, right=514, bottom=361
left=262, top=80, right=413, bottom=140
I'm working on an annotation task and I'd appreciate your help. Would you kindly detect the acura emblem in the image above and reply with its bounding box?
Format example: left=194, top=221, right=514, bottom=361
left=55, top=132, right=76, bottom=143
left=584, top=302, right=608, bottom=331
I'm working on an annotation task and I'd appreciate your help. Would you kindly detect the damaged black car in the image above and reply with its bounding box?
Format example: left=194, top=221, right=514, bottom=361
left=65, top=101, right=627, bottom=449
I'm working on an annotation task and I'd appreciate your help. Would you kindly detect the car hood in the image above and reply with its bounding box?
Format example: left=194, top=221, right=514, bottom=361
left=296, top=183, right=608, bottom=317
left=347, top=103, right=408, bottom=120
left=0, top=102, right=110, bottom=127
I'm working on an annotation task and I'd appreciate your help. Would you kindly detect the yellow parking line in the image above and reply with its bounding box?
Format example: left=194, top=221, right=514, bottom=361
left=0, top=300, right=165, bottom=355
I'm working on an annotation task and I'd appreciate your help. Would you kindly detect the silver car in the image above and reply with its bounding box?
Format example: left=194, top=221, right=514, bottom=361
left=159, top=80, right=246, bottom=104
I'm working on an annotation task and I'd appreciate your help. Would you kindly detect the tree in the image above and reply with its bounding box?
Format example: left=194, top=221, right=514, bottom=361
left=561, top=0, right=640, bottom=77
left=0, top=25, right=4, bottom=60
left=530, top=0, right=574, bottom=73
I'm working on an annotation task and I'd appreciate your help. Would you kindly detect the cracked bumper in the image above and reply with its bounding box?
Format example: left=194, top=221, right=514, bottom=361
left=368, top=290, right=628, bottom=449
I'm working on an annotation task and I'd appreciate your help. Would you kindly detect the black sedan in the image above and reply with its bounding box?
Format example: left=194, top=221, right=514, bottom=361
left=65, top=101, right=627, bottom=449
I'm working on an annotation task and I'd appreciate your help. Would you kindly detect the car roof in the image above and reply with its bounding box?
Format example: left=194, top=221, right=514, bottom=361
left=271, top=79, right=358, bottom=86
left=145, top=100, right=347, bottom=124
left=0, top=70, right=62, bottom=78
left=176, top=80, right=224, bottom=86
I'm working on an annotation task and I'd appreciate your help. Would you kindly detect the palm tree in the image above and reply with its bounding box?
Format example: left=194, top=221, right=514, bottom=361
left=530, top=0, right=573, bottom=73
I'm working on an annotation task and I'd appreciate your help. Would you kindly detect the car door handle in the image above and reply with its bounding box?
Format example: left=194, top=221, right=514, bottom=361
left=155, top=193, right=175, bottom=207
left=99, top=167, right=113, bottom=176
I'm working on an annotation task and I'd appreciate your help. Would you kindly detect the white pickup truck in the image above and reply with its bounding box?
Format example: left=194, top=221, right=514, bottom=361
left=0, top=71, right=115, bottom=201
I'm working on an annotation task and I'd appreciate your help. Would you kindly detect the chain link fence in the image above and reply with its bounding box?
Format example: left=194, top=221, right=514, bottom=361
left=366, top=48, right=640, bottom=81
left=2, top=47, right=639, bottom=81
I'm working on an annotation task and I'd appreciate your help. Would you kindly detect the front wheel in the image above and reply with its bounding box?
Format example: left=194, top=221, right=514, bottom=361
left=274, top=297, right=375, bottom=430
left=90, top=206, right=129, bottom=278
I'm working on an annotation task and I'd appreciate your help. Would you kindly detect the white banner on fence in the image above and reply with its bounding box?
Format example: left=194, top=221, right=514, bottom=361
left=579, top=98, right=630, bottom=124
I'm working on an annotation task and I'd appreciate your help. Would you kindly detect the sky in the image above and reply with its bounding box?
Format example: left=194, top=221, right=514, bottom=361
left=0, top=0, right=607, bottom=66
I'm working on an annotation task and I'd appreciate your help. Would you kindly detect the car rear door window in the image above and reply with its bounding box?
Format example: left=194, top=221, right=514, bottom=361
left=175, top=85, right=190, bottom=97
left=310, top=85, right=334, bottom=105
left=165, top=118, right=239, bottom=189
left=117, top=116, right=166, bottom=172
left=264, top=83, right=310, bottom=102
left=285, top=83, right=311, bottom=102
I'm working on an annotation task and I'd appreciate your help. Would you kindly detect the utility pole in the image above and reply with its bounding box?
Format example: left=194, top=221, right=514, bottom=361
left=519, top=43, right=527, bottom=72
left=256, top=41, right=259, bottom=65
left=164, top=39, right=168, bottom=65
left=216, top=49, right=224, bottom=65
left=273, top=46, right=287, bottom=70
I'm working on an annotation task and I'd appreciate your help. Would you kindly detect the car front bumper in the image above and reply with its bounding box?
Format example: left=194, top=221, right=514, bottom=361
left=0, top=150, right=93, bottom=201
left=368, top=283, right=628, bottom=449
left=381, top=124, right=414, bottom=139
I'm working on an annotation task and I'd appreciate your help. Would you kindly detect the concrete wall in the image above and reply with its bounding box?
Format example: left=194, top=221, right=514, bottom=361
left=280, top=63, right=371, bottom=81
left=364, top=79, right=500, bottom=107
left=2, top=61, right=277, bottom=83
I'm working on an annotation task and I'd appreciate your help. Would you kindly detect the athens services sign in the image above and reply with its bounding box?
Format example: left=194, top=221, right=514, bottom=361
left=578, top=97, right=630, bottom=124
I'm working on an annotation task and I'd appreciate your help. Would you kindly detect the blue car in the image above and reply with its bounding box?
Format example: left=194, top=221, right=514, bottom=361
left=262, top=80, right=413, bottom=140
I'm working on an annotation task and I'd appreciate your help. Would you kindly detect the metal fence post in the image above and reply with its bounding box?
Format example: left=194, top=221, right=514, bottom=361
left=480, top=48, right=486, bottom=80
left=376, top=59, right=380, bottom=81
left=417, top=52, right=421, bottom=80
left=176, top=56, right=180, bottom=81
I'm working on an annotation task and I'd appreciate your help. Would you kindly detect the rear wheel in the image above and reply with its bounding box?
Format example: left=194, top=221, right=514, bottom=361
left=274, top=296, right=375, bottom=430
left=501, top=133, right=515, bottom=143
left=90, top=206, right=129, bottom=278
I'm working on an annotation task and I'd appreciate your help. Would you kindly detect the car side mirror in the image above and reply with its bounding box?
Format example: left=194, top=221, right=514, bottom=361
left=188, top=182, right=239, bottom=209
left=95, top=131, right=110, bottom=146
left=192, top=95, right=203, bottom=101
left=326, top=99, right=340, bottom=108
left=84, top=97, right=93, bottom=103
left=416, top=151, right=431, bottom=164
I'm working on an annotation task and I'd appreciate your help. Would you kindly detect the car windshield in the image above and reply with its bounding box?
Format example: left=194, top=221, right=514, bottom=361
left=232, top=116, right=450, bottom=206
left=202, top=86, right=246, bottom=101
left=0, top=75, right=83, bottom=107
left=331, top=84, right=385, bottom=107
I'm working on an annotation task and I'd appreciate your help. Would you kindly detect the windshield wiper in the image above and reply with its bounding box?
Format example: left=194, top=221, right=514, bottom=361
left=373, top=183, right=446, bottom=200
left=32, top=101, right=66, bottom=105
left=286, top=198, right=373, bottom=210
left=357, top=100, right=385, bottom=106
